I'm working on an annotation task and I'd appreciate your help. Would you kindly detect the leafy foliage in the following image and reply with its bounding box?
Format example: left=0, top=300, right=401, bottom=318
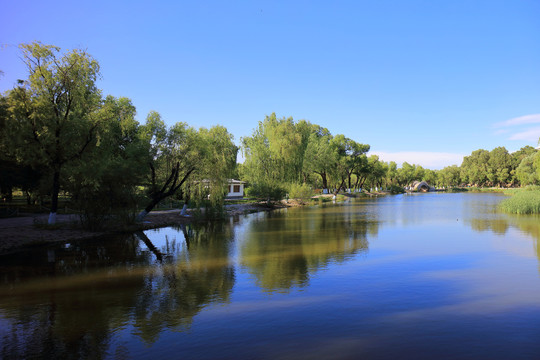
left=287, top=183, right=313, bottom=200
left=5, top=42, right=102, bottom=223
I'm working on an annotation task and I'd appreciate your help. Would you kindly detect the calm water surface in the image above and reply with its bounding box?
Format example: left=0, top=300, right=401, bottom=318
left=2, top=193, right=540, bottom=359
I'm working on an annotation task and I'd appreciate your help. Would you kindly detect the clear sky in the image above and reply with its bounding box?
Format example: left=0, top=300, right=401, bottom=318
left=1, top=0, right=540, bottom=169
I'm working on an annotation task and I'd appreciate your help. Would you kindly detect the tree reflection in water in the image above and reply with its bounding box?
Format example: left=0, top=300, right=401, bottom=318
left=467, top=213, right=540, bottom=262
left=0, top=207, right=378, bottom=358
left=240, top=207, right=378, bottom=292
left=0, top=222, right=235, bottom=359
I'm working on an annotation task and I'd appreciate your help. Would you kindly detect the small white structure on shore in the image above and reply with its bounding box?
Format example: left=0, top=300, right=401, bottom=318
left=196, top=179, right=246, bottom=199
left=226, top=179, right=246, bottom=199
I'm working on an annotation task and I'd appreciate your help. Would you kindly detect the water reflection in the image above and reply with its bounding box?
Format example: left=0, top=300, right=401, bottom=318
left=0, top=222, right=236, bottom=359
left=4, top=194, right=538, bottom=359
left=240, top=206, right=378, bottom=292
left=0, top=235, right=145, bottom=359
left=132, top=223, right=235, bottom=344
left=467, top=212, right=540, bottom=261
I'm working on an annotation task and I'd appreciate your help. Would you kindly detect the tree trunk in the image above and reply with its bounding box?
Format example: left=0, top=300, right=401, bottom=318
left=136, top=196, right=162, bottom=222
left=359, top=177, right=367, bottom=189
left=180, top=189, right=190, bottom=216
left=333, top=177, right=347, bottom=196
left=354, top=176, right=361, bottom=191
left=136, top=164, right=195, bottom=222
left=321, top=172, right=328, bottom=191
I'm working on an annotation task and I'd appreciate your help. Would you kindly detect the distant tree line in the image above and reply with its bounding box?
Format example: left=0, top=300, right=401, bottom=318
left=239, top=113, right=439, bottom=198
left=238, top=120, right=540, bottom=196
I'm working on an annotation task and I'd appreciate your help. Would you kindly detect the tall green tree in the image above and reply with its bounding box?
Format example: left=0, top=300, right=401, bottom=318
left=188, top=125, right=238, bottom=218
left=397, top=162, right=415, bottom=186
left=423, top=168, right=438, bottom=187
left=330, top=135, right=370, bottom=194
left=137, top=112, right=197, bottom=221
left=386, top=161, right=398, bottom=186
left=241, top=114, right=307, bottom=199
left=510, top=146, right=537, bottom=185
left=137, top=113, right=237, bottom=220
left=302, top=130, right=336, bottom=191
left=365, top=155, right=386, bottom=189
left=6, top=42, right=101, bottom=224
left=0, top=93, right=16, bottom=201
left=515, top=153, right=539, bottom=186
left=438, top=165, right=461, bottom=187
left=487, top=147, right=512, bottom=187
left=461, top=149, right=490, bottom=186
left=66, top=96, right=148, bottom=228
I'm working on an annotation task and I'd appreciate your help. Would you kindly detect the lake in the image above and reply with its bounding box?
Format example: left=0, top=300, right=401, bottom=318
left=2, top=192, right=540, bottom=359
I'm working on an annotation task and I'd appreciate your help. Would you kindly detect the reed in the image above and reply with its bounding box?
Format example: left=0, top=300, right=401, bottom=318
left=499, top=188, right=540, bottom=214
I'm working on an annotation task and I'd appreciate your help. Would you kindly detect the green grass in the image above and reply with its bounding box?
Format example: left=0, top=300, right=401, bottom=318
left=467, top=187, right=505, bottom=193
left=499, top=187, right=540, bottom=214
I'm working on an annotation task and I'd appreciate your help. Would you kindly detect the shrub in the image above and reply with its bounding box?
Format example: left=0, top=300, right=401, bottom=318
left=287, top=183, right=313, bottom=200
left=447, top=187, right=469, bottom=193
left=245, top=182, right=286, bottom=201
left=388, top=185, right=405, bottom=194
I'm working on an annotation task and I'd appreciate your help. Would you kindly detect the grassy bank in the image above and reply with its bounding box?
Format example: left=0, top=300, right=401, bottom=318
left=499, top=186, right=540, bottom=214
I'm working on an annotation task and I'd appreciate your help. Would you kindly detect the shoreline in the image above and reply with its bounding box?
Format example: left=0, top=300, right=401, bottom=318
left=0, top=193, right=394, bottom=255
left=0, top=201, right=299, bottom=255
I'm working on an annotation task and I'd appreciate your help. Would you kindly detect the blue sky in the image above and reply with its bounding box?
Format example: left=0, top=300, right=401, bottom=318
left=1, top=0, right=540, bottom=169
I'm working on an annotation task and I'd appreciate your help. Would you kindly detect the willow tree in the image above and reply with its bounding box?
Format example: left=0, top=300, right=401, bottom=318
left=66, top=96, right=148, bottom=228
left=6, top=42, right=101, bottom=224
left=302, top=131, right=336, bottom=191
left=189, top=125, right=238, bottom=217
left=137, top=112, right=197, bottom=221
left=137, top=112, right=237, bottom=221
left=241, top=114, right=306, bottom=200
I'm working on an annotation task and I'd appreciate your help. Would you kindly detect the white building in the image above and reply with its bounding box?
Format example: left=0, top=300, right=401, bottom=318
left=226, top=179, right=246, bottom=199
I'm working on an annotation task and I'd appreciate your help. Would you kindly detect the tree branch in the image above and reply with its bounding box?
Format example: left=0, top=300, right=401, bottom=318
left=170, top=167, right=195, bottom=194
